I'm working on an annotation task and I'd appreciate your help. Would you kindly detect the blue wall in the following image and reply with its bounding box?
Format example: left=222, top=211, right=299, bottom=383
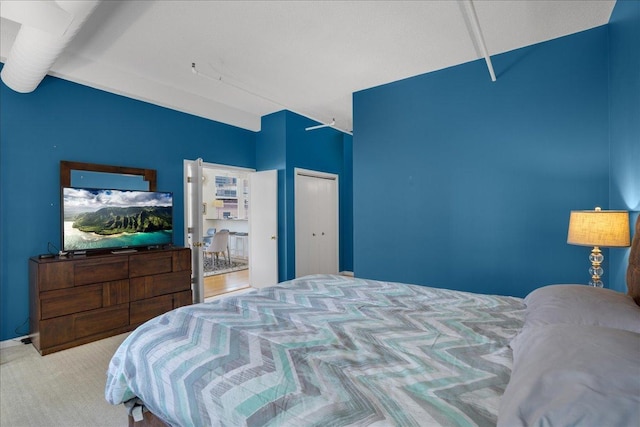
left=257, top=111, right=354, bottom=281
left=353, top=27, right=611, bottom=298
left=0, top=68, right=256, bottom=341
left=0, top=72, right=353, bottom=342
left=2, top=5, right=631, bottom=341
left=608, top=0, right=640, bottom=292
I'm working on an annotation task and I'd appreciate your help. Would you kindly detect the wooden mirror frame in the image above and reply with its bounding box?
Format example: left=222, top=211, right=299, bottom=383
left=60, top=161, right=157, bottom=191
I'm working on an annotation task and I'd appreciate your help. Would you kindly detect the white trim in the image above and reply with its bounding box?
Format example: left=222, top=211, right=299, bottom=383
left=184, top=159, right=259, bottom=303
left=183, top=159, right=190, bottom=249
left=294, top=167, right=338, bottom=181
left=339, top=271, right=354, bottom=277
left=204, top=286, right=253, bottom=303
left=201, top=161, right=255, bottom=174
left=0, top=336, right=28, bottom=349
left=183, top=158, right=205, bottom=303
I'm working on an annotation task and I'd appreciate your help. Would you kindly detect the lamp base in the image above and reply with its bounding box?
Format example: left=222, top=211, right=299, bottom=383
left=588, top=246, right=604, bottom=287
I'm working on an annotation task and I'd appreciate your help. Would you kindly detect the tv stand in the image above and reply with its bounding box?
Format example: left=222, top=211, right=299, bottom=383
left=111, top=248, right=138, bottom=254
left=29, top=247, right=192, bottom=355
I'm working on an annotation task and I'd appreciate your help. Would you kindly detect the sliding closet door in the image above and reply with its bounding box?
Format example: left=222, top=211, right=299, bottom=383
left=295, top=169, right=339, bottom=277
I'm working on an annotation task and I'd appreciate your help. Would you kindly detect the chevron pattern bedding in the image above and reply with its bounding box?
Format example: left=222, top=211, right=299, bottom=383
left=105, top=274, right=525, bottom=426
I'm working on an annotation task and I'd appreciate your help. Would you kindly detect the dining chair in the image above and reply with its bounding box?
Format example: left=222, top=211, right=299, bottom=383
left=205, top=229, right=230, bottom=265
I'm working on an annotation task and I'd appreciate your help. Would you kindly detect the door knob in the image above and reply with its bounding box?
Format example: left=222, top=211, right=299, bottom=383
left=271, top=235, right=276, bottom=240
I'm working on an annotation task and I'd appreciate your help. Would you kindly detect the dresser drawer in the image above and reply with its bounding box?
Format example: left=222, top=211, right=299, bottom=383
left=172, top=248, right=191, bottom=272
left=74, top=304, right=129, bottom=339
left=39, top=279, right=130, bottom=320
left=40, top=284, right=103, bottom=320
left=37, top=262, right=74, bottom=292
left=74, top=258, right=129, bottom=286
left=129, top=271, right=191, bottom=301
left=173, top=290, right=193, bottom=309
left=129, top=251, right=173, bottom=277
left=39, top=304, right=129, bottom=348
left=130, top=294, right=174, bottom=325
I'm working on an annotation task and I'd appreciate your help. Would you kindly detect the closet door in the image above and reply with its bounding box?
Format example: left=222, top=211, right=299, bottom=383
left=295, top=169, right=338, bottom=277
left=318, top=177, right=338, bottom=274
left=295, top=174, right=316, bottom=277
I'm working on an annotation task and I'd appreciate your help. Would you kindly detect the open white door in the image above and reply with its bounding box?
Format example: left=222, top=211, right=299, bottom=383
left=249, top=170, right=278, bottom=288
left=184, top=159, right=205, bottom=303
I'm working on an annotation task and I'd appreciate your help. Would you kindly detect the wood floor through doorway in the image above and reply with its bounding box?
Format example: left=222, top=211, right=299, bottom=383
left=204, top=269, right=250, bottom=298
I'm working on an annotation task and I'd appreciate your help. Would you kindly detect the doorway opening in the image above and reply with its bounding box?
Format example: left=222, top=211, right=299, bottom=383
left=185, top=160, right=278, bottom=303
left=201, top=165, right=251, bottom=299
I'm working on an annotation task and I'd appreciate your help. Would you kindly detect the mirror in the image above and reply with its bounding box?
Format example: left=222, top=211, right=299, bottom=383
left=60, top=161, right=157, bottom=191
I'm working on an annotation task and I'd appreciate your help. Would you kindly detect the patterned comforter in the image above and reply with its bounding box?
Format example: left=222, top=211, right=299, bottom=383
left=105, top=274, right=524, bottom=426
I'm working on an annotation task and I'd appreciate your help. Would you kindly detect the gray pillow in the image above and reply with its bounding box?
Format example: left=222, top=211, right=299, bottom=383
left=498, top=324, right=640, bottom=427
left=524, top=284, right=640, bottom=333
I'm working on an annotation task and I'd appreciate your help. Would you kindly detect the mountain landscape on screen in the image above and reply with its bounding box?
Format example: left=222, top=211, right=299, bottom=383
left=71, top=206, right=172, bottom=235
left=62, top=187, right=173, bottom=251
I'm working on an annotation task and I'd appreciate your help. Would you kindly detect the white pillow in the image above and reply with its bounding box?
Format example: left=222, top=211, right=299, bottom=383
left=523, top=284, right=640, bottom=333
left=498, top=324, right=640, bottom=427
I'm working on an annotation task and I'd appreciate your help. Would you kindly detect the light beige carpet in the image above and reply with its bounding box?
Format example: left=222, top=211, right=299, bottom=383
left=0, top=333, right=130, bottom=427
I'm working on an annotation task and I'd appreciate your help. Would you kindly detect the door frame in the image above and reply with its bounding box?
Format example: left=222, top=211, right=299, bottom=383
left=294, top=168, right=339, bottom=277
left=183, top=159, right=204, bottom=303
left=184, top=160, right=255, bottom=303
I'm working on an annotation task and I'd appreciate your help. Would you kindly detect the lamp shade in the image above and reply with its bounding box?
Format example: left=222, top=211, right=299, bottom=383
left=567, top=208, right=630, bottom=247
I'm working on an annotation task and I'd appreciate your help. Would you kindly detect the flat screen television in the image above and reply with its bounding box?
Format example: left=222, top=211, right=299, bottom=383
left=62, top=187, right=173, bottom=253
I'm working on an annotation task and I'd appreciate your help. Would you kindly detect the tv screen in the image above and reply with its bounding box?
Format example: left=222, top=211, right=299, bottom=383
left=62, top=187, right=173, bottom=253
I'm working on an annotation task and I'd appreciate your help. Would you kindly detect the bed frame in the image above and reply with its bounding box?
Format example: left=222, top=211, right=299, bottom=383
left=128, top=216, right=640, bottom=427
left=129, top=410, right=168, bottom=427
left=627, top=214, right=640, bottom=304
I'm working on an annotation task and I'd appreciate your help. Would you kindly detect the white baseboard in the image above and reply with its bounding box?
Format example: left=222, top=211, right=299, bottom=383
left=0, top=335, right=28, bottom=350
left=204, top=286, right=253, bottom=302
left=339, top=271, right=354, bottom=277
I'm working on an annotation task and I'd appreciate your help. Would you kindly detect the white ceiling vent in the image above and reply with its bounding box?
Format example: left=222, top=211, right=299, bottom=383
left=1, top=0, right=100, bottom=93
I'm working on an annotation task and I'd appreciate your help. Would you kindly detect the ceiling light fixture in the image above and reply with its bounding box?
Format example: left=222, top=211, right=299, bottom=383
left=191, top=62, right=352, bottom=136
left=305, top=119, right=335, bottom=132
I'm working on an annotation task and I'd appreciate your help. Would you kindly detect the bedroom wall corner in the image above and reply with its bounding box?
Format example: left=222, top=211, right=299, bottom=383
left=341, top=133, right=354, bottom=273
left=608, top=0, right=640, bottom=293
left=283, top=111, right=349, bottom=280
left=256, top=110, right=353, bottom=282
left=256, top=111, right=289, bottom=282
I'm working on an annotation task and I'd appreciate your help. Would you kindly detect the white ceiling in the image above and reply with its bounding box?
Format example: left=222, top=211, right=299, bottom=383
left=0, top=1, right=616, bottom=134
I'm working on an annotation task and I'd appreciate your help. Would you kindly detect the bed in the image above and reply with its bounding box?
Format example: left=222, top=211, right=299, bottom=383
left=106, top=216, right=640, bottom=427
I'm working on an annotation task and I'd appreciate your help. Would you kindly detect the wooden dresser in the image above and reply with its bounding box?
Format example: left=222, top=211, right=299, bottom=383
left=29, top=247, right=192, bottom=355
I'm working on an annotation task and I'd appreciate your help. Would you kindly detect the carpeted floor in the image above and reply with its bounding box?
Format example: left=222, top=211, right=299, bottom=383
left=0, top=333, right=130, bottom=427
left=203, top=256, right=248, bottom=276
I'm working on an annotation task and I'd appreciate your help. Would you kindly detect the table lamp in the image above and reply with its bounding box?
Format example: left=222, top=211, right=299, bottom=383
left=567, top=207, right=630, bottom=287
